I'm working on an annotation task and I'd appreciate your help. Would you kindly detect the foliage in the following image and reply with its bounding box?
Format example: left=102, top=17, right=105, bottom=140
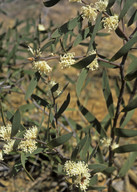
left=0, top=0, right=137, bottom=191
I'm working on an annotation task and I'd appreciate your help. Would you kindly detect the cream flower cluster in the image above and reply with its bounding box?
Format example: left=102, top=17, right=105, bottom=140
left=33, top=61, right=52, bottom=75
left=81, top=5, right=97, bottom=22
left=95, top=0, right=108, bottom=12
left=59, top=52, right=75, bottom=69
left=18, top=126, right=38, bottom=154
left=28, top=46, right=52, bottom=76
left=100, top=137, right=119, bottom=150
left=0, top=124, right=15, bottom=157
left=64, top=160, right=90, bottom=191
left=102, top=15, right=119, bottom=32
left=0, top=124, right=12, bottom=141
left=69, top=0, right=82, bottom=2
left=87, top=50, right=99, bottom=71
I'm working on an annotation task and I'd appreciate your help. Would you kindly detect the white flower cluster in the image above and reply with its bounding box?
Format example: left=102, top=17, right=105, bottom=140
left=100, top=137, right=119, bottom=150
left=33, top=61, right=52, bottom=76
left=28, top=46, right=52, bottom=76
left=102, top=15, right=119, bottom=32
left=81, top=5, right=97, bottom=22
left=95, top=0, right=108, bottom=12
left=0, top=124, right=15, bottom=157
left=18, top=126, right=38, bottom=154
left=87, top=50, right=99, bottom=71
left=59, top=52, right=75, bottom=69
left=64, top=160, right=90, bottom=191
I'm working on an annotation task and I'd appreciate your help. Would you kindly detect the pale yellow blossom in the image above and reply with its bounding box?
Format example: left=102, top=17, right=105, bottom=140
left=102, top=15, right=119, bottom=31
left=0, top=124, right=12, bottom=141
left=3, top=140, right=15, bottom=154
left=95, top=0, right=108, bottom=12
left=28, top=46, right=42, bottom=57
left=64, top=161, right=90, bottom=191
left=33, top=61, right=52, bottom=75
left=100, top=137, right=111, bottom=148
left=81, top=5, right=97, bottom=22
left=24, top=126, right=38, bottom=140
left=59, top=52, right=75, bottom=69
left=18, top=139, right=37, bottom=154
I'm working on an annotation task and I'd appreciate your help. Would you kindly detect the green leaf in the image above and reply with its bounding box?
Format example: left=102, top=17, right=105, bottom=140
left=102, top=69, right=114, bottom=118
left=25, top=72, right=40, bottom=100
left=89, top=164, right=107, bottom=173
left=77, top=100, right=106, bottom=137
left=81, top=135, right=91, bottom=160
left=128, top=10, right=137, bottom=27
left=107, top=0, right=116, bottom=9
left=43, top=0, right=60, bottom=7
left=122, top=96, right=137, bottom=112
left=115, top=128, right=137, bottom=137
left=76, top=68, right=88, bottom=97
left=103, top=166, right=116, bottom=174
left=119, top=152, right=137, bottom=177
left=72, top=55, right=96, bottom=69
left=71, top=136, right=87, bottom=161
left=47, top=132, right=73, bottom=148
left=88, top=13, right=102, bottom=52
left=119, top=0, right=136, bottom=20
left=111, top=35, right=137, bottom=61
left=95, top=146, right=104, bottom=163
left=114, top=144, right=137, bottom=153
left=55, top=93, right=70, bottom=119
left=21, top=153, right=34, bottom=181
left=11, top=110, right=21, bottom=137
left=99, top=60, right=116, bottom=68
left=19, top=104, right=35, bottom=112
left=125, top=58, right=137, bottom=81
left=73, top=27, right=90, bottom=47
left=51, top=16, right=81, bottom=38
left=89, top=186, right=106, bottom=190
left=89, top=175, right=98, bottom=186
left=120, top=110, right=134, bottom=128
left=41, top=39, right=55, bottom=51
left=31, top=94, right=49, bottom=108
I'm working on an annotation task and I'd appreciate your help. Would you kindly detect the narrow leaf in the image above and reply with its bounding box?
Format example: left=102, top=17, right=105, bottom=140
left=11, top=110, right=21, bottom=137
left=47, top=132, right=73, bottom=148
left=111, top=35, right=137, bottom=61
left=31, top=94, right=49, bottom=108
left=128, top=10, right=137, bottom=27
left=122, top=96, right=137, bottom=112
left=88, top=13, right=102, bottom=52
left=76, top=68, right=88, bottom=97
left=119, top=0, right=136, bottom=20
left=43, top=0, right=60, bottom=7
left=119, top=152, right=137, bottom=177
left=71, top=136, right=87, bottom=161
left=114, top=144, right=137, bottom=153
left=55, top=93, right=70, bottom=119
left=77, top=100, right=106, bottom=137
left=115, top=128, right=137, bottom=137
left=102, top=69, right=114, bottom=118
left=72, top=55, right=96, bottom=69
left=25, top=72, right=40, bottom=100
